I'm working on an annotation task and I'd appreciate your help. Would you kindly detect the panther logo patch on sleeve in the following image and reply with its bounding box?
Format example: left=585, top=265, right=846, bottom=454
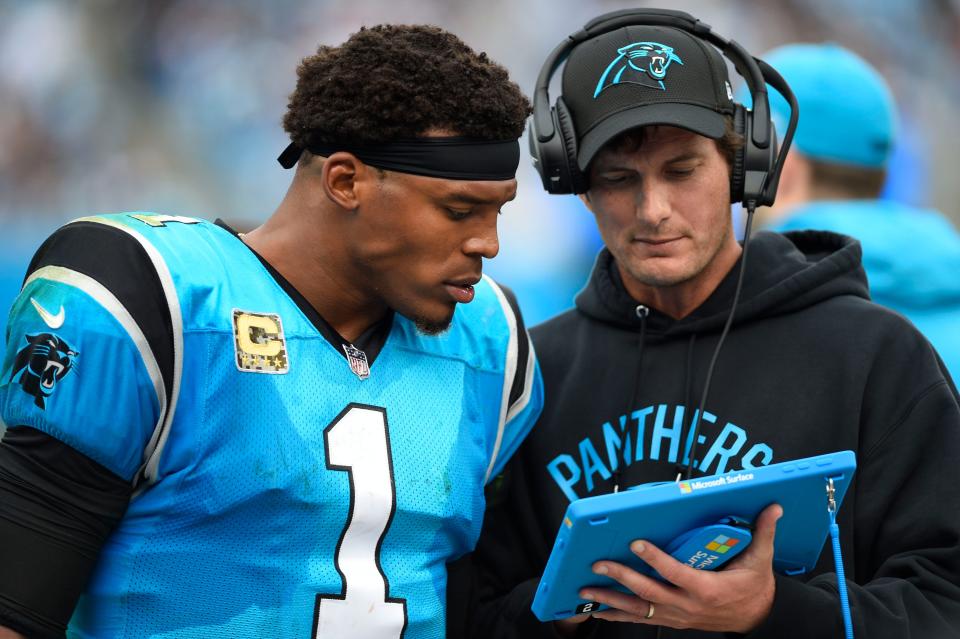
left=9, top=333, right=79, bottom=409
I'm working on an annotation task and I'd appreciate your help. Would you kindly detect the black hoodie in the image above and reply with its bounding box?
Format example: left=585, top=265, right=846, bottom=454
left=451, top=230, right=960, bottom=638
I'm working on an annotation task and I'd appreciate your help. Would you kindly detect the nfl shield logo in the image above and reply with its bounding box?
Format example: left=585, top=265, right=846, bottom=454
left=342, top=343, right=370, bottom=380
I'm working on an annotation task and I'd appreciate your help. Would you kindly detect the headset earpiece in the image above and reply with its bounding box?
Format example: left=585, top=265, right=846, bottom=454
left=527, top=97, right=587, bottom=195
left=729, top=104, right=746, bottom=204
left=530, top=9, right=797, bottom=207
left=529, top=110, right=569, bottom=194
left=554, top=98, right=588, bottom=194
left=740, top=110, right=780, bottom=207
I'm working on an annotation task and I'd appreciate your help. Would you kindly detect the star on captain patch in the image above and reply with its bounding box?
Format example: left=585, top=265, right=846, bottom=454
left=233, top=310, right=289, bottom=373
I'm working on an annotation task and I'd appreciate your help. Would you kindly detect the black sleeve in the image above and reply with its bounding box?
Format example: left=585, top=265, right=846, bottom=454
left=1, top=219, right=177, bottom=637
left=745, top=327, right=960, bottom=639
left=0, top=426, right=132, bottom=639
left=745, top=379, right=960, bottom=639
left=1, top=220, right=176, bottom=637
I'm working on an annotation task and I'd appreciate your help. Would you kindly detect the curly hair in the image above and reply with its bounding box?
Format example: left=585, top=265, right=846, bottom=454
left=283, top=25, right=532, bottom=150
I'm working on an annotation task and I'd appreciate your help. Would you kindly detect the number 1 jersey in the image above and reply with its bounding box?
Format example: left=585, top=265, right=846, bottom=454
left=0, top=214, right=543, bottom=638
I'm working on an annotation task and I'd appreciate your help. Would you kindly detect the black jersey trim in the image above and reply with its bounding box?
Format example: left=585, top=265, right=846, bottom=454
left=498, top=284, right=532, bottom=411
left=0, top=426, right=131, bottom=638
left=214, top=220, right=393, bottom=365
left=24, top=221, right=174, bottom=409
left=481, top=278, right=534, bottom=484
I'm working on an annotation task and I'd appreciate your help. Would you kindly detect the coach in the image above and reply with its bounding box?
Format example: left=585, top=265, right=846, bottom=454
left=454, top=9, right=960, bottom=638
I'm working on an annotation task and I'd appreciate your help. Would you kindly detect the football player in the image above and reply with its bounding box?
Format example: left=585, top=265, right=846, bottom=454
left=0, top=25, right=541, bottom=639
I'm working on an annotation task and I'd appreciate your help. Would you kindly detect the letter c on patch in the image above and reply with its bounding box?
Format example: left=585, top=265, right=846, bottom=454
left=237, top=314, right=283, bottom=356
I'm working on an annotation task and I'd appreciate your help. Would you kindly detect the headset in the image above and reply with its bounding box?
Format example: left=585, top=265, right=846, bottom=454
left=529, top=8, right=798, bottom=207
left=531, top=10, right=800, bottom=483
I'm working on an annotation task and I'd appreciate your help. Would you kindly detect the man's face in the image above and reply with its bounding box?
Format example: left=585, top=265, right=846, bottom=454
left=351, top=171, right=516, bottom=334
left=582, top=126, right=737, bottom=294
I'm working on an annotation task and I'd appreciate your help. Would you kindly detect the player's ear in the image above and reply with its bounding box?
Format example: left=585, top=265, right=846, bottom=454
left=320, top=152, right=366, bottom=211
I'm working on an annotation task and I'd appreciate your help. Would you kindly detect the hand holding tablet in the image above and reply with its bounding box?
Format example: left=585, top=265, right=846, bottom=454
left=532, top=451, right=856, bottom=621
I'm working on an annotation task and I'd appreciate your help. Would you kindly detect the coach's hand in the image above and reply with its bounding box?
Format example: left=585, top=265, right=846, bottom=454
left=553, top=612, right=592, bottom=638
left=577, top=504, right=782, bottom=633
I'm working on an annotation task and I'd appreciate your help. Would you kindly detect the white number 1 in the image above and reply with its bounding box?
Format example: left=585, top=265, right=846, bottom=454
left=313, top=404, right=407, bottom=638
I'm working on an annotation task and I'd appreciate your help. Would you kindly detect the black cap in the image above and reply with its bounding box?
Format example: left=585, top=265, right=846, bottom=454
left=563, top=25, right=736, bottom=171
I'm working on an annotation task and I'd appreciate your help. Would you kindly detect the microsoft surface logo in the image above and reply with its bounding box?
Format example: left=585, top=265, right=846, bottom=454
left=705, top=534, right=740, bottom=554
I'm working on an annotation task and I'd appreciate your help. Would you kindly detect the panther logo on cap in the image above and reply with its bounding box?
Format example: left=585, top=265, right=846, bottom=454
left=594, top=42, right=683, bottom=97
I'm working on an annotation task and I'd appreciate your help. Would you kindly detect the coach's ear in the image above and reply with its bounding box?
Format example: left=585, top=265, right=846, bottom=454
left=578, top=192, right=594, bottom=212
left=320, top=151, right=370, bottom=212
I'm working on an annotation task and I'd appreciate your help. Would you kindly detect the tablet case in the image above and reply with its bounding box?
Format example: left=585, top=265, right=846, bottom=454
left=531, top=450, right=856, bottom=621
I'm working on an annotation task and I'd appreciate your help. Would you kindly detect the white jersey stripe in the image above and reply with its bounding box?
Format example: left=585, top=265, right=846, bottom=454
left=482, top=275, right=519, bottom=484
left=73, top=215, right=184, bottom=489
left=506, top=336, right=537, bottom=423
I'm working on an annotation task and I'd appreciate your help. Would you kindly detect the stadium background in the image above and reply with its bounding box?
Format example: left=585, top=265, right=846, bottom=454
left=2, top=0, right=959, bottom=333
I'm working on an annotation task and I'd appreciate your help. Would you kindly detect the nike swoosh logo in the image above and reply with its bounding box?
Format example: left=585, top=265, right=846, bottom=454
left=31, top=298, right=65, bottom=329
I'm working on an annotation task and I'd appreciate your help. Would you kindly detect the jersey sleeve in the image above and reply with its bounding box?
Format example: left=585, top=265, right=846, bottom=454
left=0, top=220, right=175, bottom=482
left=483, top=280, right=544, bottom=484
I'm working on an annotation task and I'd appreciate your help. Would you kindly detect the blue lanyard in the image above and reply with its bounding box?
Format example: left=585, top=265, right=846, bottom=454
left=827, top=478, right=854, bottom=639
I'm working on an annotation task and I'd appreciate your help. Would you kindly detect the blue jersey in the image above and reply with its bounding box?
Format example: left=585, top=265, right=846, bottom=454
left=0, top=213, right=543, bottom=639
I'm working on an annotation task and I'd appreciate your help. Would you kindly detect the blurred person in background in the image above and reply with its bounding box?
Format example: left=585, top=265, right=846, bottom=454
left=754, top=43, right=960, bottom=380
left=452, top=9, right=960, bottom=639
left=4, top=1, right=960, bottom=334
left=0, top=25, right=542, bottom=639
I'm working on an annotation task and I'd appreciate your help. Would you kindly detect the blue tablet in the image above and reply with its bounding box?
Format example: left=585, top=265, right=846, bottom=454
left=531, top=450, right=856, bottom=621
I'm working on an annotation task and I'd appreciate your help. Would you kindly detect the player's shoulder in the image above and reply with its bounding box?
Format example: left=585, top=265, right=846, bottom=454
left=454, top=275, right=528, bottom=344
left=396, top=275, right=530, bottom=373
left=23, top=212, right=270, bottom=337
left=57, top=212, right=232, bottom=263
left=30, top=212, right=226, bottom=276
left=55, top=212, right=214, bottom=237
left=19, top=213, right=201, bottom=344
left=48, top=212, right=266, bottom=298
left=466, top=276, right=524, bottom=322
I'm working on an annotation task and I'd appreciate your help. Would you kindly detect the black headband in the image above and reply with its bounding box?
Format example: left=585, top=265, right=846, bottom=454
left=277, top=137, right=521, bottom=181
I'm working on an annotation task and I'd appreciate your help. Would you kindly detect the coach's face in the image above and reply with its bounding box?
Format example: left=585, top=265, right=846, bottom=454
left=581, top=125, right=739, bottom=308
left=352, top=169, right=514, bottom=334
